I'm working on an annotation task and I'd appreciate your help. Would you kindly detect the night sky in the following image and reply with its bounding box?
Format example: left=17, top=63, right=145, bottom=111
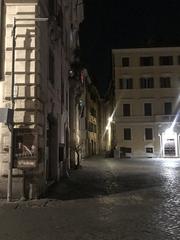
left=80, top=0, right=180, bottom=96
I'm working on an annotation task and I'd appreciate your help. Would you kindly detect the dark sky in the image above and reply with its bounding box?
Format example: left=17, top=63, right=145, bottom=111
left=80, top=0, right=180, bottom=96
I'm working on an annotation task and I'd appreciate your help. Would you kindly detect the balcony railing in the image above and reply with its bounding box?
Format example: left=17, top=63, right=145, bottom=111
left=155, top=115, right=180, bottom=122
left=115, top=114, right=180, bottom=123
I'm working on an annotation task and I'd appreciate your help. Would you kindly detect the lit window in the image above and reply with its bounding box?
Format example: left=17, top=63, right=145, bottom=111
left=146, top=147, right=153, bottom=153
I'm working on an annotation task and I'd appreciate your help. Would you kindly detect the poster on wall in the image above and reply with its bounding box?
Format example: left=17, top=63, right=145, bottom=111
left=13, top=129, right=38, bottom=169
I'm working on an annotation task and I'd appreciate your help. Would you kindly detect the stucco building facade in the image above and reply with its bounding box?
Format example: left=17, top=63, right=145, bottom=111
left=0, top=0, right=84, bottom=199
left=69, top=68, right=101, bottom=165
left=112, top=47, right=180, bottom=158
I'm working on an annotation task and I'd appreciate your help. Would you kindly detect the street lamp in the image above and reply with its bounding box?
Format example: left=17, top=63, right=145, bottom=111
left=7, top=17, right=48, bottom=202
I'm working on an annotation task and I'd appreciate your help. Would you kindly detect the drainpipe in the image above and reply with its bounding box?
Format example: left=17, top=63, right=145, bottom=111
left=0, top=0, right=2, bottom=79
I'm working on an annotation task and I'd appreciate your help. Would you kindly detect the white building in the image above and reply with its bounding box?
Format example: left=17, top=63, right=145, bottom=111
left=112, top=47, right=180, bottom=158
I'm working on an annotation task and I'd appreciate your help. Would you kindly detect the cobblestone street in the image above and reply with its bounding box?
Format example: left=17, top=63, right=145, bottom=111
left=0, top=156, right=180, bottom=240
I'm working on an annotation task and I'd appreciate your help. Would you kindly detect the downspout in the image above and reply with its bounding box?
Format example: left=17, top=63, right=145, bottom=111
left=0, top=0, right=3, bottom=80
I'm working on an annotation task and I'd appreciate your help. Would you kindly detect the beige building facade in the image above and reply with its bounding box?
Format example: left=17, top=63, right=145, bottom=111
left=0, top=0, right=84, bottom=198
left=70, top=68, right=100, bottom=163
left=112, top=47, right=180, bottom=158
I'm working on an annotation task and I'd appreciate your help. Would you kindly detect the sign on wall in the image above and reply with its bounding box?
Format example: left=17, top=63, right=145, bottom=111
left=13, top=129, right=38, bottom=169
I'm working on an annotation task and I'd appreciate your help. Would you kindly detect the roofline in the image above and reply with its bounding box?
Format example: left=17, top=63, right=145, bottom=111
left=112, top=46, right=180, bottom=53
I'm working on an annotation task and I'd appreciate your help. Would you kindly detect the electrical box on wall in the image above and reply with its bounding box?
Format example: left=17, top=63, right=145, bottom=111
left=0, top=108, right=13, bottom=124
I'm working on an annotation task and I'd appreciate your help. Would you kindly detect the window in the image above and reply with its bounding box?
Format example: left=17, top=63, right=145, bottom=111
left=119, top=78, right=133, bottom=89
left=90, top=107, right=96, bottom=117
left=144, top=103, right=152, bottom=116
left=159, top=56, right=173, bottom=65
left=122, top=57, right=129, bottom=67
left=124, top=128, right=131, bottom=140
left=146, top=147, right=153, bottom=153
left=88, top=122, right=97, bottom=133
left=49, top=49, right=55, bottom=85
left=49, top=0, right=57, bottom=16
left=145, top=128, right=153, bottom=140
left=123, top=104, right=130, bottom=116
left=66, top=91, right=68, bottom=111
left=140, top=57, right=153, bottom=66
left=1, top=135, right=9, bottom=152
left=140, top=77, right=154, bottom=88
left=160, top=77, right=171, bottom=88
left=164, top=102, right=172, bottom=115
left=61, top=80, right=64, bottom=113
left=177, top=56, right=180, bottom=65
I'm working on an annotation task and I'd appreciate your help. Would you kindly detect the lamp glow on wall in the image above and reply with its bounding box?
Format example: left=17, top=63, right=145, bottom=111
left=106, top=116, right=113, bottom=151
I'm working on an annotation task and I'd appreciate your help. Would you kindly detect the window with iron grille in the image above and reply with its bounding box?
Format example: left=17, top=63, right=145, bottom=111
left=146, top=147, right=153, bottom=153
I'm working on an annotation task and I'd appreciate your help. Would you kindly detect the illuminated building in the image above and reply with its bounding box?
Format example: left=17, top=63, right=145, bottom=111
left=112, top=47, right=180, bottom=158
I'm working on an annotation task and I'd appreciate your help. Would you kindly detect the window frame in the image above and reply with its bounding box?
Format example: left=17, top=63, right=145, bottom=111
left=124, top=128, right=132, bottom=140
left=146, top=147, right=154, bottom=153
left=159, top=56, right=173, bottom=65
left=49, top=48, right=55, bottom=86
left=122, top=57, right=129, bottom=67
left=140, top=56, right=154, bottom=66
left=145, top=128, right=153, bottom=140
left=164, top=102, right=172, bottom=115
left=140, top=77, right=154, bottom=88
left=160, top=77, right=171, bottom=88
left=119, top=78, right=133, bottom=89
left=123, top=103, right=131, bottom=116
left=144, top=103, right=152, bottom=116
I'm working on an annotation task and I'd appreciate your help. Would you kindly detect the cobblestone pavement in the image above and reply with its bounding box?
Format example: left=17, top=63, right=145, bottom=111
left=0, top=156, right=180, bottom=240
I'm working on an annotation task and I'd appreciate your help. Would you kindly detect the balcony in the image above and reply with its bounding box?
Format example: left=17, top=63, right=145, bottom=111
left=115, top=114, right=180, bottom=124
left=115, top=115, right=154, bottom=123
left=155, top=115, right=180, bottom=123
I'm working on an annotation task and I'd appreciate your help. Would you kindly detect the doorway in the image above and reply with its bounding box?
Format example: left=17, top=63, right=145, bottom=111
left=162, top=129, right=177, bottom=157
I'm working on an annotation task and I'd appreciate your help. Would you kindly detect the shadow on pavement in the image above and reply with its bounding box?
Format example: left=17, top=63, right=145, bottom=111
left=45, top=158, right=166, bottom=201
